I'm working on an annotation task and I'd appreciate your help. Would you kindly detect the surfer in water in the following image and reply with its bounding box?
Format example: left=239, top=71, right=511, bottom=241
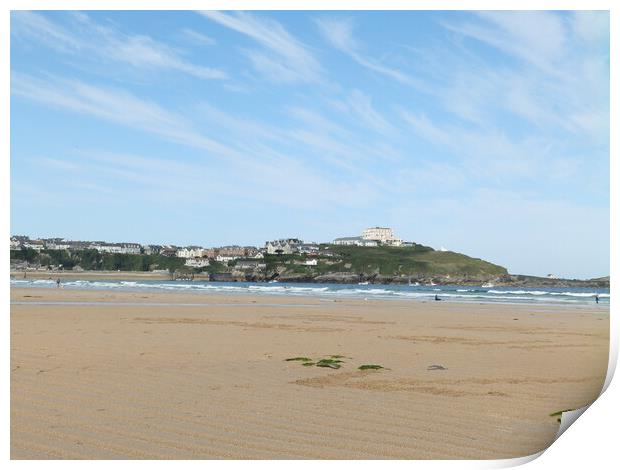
left=595, top=294, right=599, bottom=304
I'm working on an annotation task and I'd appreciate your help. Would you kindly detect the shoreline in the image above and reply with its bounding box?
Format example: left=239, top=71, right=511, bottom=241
left=10, top=286, right=610, bottom=310
left=10, top=270, right=610, bottom=288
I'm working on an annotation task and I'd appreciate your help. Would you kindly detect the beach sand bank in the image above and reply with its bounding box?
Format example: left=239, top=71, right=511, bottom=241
left=10, top=287, right=609, bottom=459
left=11, top=270, right=175, bottom=281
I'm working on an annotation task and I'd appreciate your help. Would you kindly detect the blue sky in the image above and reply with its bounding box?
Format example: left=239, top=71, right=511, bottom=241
left=10, top=10, right=609, bottom=278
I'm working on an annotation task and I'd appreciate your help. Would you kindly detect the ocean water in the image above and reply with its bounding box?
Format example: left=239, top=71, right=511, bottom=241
left=10, top=278, right=610, bottom=306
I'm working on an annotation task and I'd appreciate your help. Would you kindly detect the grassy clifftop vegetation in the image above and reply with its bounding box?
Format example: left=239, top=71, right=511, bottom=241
left=327, top=245, right=507, bottom=276
left=266, top=244, right=507, bottom=278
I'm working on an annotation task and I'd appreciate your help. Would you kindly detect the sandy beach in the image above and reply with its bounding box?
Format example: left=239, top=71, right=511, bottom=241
left=11, top=270, right=177, bottom=281
left=10, top=287, right=609, bottom=459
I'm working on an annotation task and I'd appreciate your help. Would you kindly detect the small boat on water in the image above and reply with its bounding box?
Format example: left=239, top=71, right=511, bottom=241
left=358, top=281, right=369, bottom=285
left=481, top=282, right=494, bottom=288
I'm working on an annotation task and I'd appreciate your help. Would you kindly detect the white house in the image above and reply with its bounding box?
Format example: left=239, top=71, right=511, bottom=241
left=304, top=259, right=318, bottom=266
left=23, top=240, right=45, bottom=251
left=177, top=247, right=205, bottom=258
left=216, top=255, right=238, bottom=263
left=235, top=260, right=266, bottom=270
left=45, top=242, right=71, bottom=250
left=299, top=243, right=320, bottom=255
left=333, top=236, right=378, bottom=247
left=185, top=258, right=210, bottom=268
left=95, top=243, right=141, bottom=255
left=265, top=239, right=302, bottom=255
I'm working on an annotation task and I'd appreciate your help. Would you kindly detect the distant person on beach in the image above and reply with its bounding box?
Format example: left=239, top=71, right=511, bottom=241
left=435, top=294, right=442, bottom=301
left=595, top=294, right=599, bottom=304
left=56, top=278, right=61, bottom=288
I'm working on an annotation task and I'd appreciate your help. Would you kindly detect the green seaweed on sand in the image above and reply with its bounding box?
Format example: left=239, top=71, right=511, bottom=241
left=316, top=358, right=343, bottom=364
left=285, top=357, right=313, bottom=362
left=315, top=358, right=343, bottom=369
left=329, top=355, right=347, bottom=359
left=358, top=364, right=384, bottom=370
left=286, top=355, right=349, bottom=369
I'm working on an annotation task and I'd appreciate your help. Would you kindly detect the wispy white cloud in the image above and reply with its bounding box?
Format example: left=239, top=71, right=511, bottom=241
left=400, top=111, right=451, bottom=147
left=200, top=11, right=322, bottom=83
left=341, top=90, right=395, bottom=135
left=103, top=34, right=227, bottom=80
left=400, top=108, right=563, bottom=181
left=39, top=157, right=82, bottom=172
left=316, top=17, right=415, bottom=86
left=11, top=11, right=227, bottom=80
left=571, top=11, right=609, bottom=45
left=12, top=71, right=392, bottom=209
left=180, top=28, right=216, bottom=46
left=443, top=11, right=568, bottom=74
left=438, top=11, right=609, bottom=144
left=285, top=103, right=401, bottom=171
left=316, top=16, right=357, bottom=50
left=11, top=11, right=81, bottom=52
left=11, top=72, right=238, bottom=158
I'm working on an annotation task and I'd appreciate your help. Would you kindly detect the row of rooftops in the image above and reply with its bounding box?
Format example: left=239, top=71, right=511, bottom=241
left=11, top=227, right=411, bottom=257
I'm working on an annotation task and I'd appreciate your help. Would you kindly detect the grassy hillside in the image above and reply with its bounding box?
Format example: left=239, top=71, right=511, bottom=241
left=326, top=245, right=507, bottom=276
left=266, top=245, right=507, bottom=278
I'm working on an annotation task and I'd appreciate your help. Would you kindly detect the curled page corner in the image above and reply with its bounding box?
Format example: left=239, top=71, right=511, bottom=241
left=552, top=345, right=617, bottom=442
left=494, top=404, right=597, bottom=468
left=554, top=405, right=590, bottom=440
left=501, top=354, right=616, bottom=467
left=491, top=449, right=546, bottom=468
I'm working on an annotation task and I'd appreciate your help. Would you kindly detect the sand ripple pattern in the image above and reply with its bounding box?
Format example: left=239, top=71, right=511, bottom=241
left=11, top=288, right=609, bottom=459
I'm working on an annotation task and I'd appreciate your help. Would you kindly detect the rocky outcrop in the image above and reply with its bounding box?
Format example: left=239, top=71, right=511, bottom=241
left=209, top=270, right=609, bottom=288
left=491, top=274, right=609, bottom=288
left=313, top=273, right=360, bottom=283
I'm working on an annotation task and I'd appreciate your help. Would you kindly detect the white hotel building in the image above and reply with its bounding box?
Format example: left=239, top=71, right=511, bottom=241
left=334, top=227, right=403, bottom=247
left=361, top=227, right=403, bottom=246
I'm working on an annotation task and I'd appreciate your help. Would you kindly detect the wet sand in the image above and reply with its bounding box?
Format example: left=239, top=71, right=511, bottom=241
left=11, top=270, right=174, bottom=281
left=10, top=287, right=609, bottom=459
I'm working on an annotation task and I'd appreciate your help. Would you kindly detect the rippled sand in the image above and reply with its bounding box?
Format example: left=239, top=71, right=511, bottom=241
left=10, top=288, right=609, bottom=459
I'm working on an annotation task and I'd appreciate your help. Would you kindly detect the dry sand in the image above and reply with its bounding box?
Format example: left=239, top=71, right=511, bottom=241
left=10, top=287, right=609, bottom=459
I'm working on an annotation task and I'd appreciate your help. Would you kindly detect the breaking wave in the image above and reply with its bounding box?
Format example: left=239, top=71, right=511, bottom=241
left=10, top=278, right=609, bottom=305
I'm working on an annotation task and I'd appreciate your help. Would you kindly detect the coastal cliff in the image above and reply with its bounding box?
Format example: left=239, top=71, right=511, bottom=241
left=10, top=245, right=609, bottom=288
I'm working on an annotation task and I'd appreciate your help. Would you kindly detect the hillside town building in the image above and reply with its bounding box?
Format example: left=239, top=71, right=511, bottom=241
left=235, top=260, right=266, bottom=270
left=88, top=243, right=141, bottom=255
left=265, top=239, right=303, bottom=255
left=184, top=258, right=210, bottom=268
left=333, top=236, right=378, bottom=247
left=177, top=247, right=205, bottom=259
left=362, top=227, right=403, bottom=246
